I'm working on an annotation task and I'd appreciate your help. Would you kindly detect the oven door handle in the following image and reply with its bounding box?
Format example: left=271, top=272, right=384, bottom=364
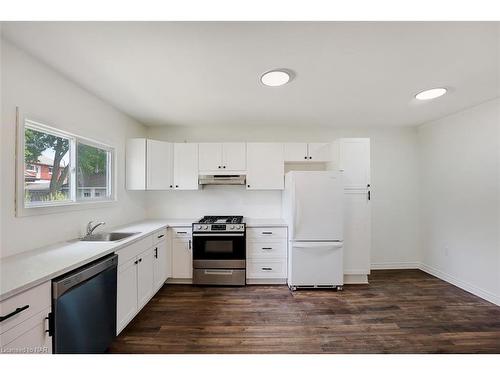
left=192, top=233, right=245, bottom=237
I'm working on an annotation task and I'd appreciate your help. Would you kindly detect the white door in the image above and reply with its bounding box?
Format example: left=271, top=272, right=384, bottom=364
left=198, top=143, right=222, bottom=172
left=173, top=143, right=199, bottom=190
left=222, top=142, right=246, bottom=171
left=246, top=143, right=284, bottom=190
left=338, top=138, right=370, bottom=189
left=343, top=190, right=371, bottom=276
left=288, top=241, right=343, bottom=287
left=153, top=240, right=168, bottom=290
left=284, top=143, right=308, bottom=162
left=137, top=248, right=155, bottom=309
left=172, top=239, right=192, bottom=279
left=126, top=138, right=146, bottom=190
left=289, top=172, right=344, bottom=241
left=117, top=258, right=138, bottom=333
left=308, top=143, right=331, bottom=162
left=147, top=139, right=174, bottom=190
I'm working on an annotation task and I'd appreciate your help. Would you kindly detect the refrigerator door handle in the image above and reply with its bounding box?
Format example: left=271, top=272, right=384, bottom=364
left=293, top=242, right=343, bottom=249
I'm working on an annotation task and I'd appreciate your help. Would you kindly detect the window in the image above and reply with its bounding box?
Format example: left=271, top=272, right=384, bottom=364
left=22, top=120, right=114, bottom=209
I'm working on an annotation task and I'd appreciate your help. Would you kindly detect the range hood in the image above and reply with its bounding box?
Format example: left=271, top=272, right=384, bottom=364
left=199, top=174, right=246, bottom=186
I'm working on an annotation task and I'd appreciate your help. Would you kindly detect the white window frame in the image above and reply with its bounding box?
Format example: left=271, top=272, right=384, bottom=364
left=15, top=108, right=117, bottom=217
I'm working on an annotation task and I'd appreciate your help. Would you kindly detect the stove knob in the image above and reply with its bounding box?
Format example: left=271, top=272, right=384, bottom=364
left=204, top=225, right=209, bottom=230
left=197, top=225, right=202, bottom=230
left=230, top=225, right=235, bottom=229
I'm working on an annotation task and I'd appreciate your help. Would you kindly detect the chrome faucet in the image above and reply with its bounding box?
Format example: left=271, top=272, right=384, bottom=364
left=86, top=221, right=106, bottom=236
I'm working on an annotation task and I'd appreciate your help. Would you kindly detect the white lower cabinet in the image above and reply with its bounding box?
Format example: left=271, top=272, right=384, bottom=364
left=246, top=226, right=287, bottom=284
left=137, top=248, right=155, bottom=309
left=153, top=239, right=169, bottom=290
left=172, top=237, right=193, bottom=279
left=0, top=282, right=52, bottom=354
left=116, top=229, right=169, bottom=335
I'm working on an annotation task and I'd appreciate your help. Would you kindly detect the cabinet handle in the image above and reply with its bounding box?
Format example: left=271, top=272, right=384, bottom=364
left=223, top=166, right=226, bottom=169
left=188, top=240, right=192, bottom=250
left=169, top=185, right=173, bottom=188
left=367, top=184, right=371, bottom=201
left=309, top=156, right=312, bottom=159
left=45, top=312, right=54, bottom=336
left=175, top=185, right=179, bottom=188
left=262, top=267, right=273, bottom=271
left=262, top=247, right=273, bottom=250
left=134, top=260, right=138, bottom=264
left=218, top=166, right=221, bottom=169
left=262, top=231, right=273, bottom=235
left=157, top=234, right=165, bottom=239
left=304, top=156, right=307, bottom=159
left=247, top=184, right=250, bottom=188
left=0, top=305, right=29, bottom=322
left=154, top=247, right=158, bottom=258
left=177, top=231, right=187, bottom=234
left=139, top=258, right=142, bottom=263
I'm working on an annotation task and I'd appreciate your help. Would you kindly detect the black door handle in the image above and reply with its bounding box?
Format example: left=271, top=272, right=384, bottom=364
left=154, top=247, right=158, bottom=258
left=157, top=234, right=165, bottom=239
left=0, top=305, right=29, bottom=322
left=45, top=312, right=54, bottom=336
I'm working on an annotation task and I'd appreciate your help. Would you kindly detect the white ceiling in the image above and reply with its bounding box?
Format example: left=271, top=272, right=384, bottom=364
left=2, top=22, right=499, bottom=128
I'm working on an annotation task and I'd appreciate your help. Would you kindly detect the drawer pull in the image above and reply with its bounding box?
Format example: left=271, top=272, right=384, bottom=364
left=204, top=270, right=233, bottom=275
left=262, top=232, right=273, bottom=235
left=154, top=247, right=158, bottom=258
left=0, top=304, right=30, bottom=322
left=262, top=247, right=273, bottom=250
left=261, top=267, right=273, bottom=271
left=177, top=231, right=187, bottom=234
left=157, top=234, right=165, bottom=239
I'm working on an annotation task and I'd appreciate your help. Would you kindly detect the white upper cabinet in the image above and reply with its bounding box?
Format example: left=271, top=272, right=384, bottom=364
left=246, top=143, right=284, bottom=190
left=283, top=142, right=331, bottom=162
left=199, top=142, right=246, bottom=172
left=198, top=143, right=223, bottom=171
left=307, top=143, right=331, bottom=162
left=283, top=143, right=309, bottom=162
left=147, top=139, right=174, bottom=190
left=173, top=143, right=199, bottom=190
left=222, top=142, right=246, bottom=171
left=334, top=138, right=371, bottom=189
left=126, top=138, right=147, bottom=190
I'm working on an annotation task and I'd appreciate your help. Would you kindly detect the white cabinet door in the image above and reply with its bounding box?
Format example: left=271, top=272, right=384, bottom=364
left=137, top=248, right=155, bottom=309
left=153, top=240, right=168, bottom=291
left=343, top=190, right=371, bottom=275
left=337, top=138, right=371, bottom=189
left=284, top=143, right=308, bottom=162
left=246, top=143, right=284, bottom=190
left=126, top=138, right=146, bottom=190
left=172, top=239, right=192, bottom=279
left=173, top=143, right=199, bottom=190
left=198, top=143, right=222, bottom=172
left=222, top=142, right=246, bottom=170
left=147, top=139, right=174, bottom=190
left=308, top=143, right=331, bottom=162
left=117, top=258, right=138, bottom=333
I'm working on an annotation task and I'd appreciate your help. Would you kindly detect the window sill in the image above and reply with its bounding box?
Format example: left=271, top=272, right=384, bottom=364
left=16, top=198, right=118, bottom=217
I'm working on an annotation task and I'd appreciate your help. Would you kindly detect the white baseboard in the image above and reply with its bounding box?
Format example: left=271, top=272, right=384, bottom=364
left=344, top=274, right=368, bottom=284
left=246, top=278, right=287, bottom=285
left=419, top=263, right=500, bottom=307
left=371, top=261, right=420, bottom=270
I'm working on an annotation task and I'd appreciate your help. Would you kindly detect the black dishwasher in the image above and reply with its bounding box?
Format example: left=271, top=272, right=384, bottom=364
left=51, top=253, right=118, bottom=354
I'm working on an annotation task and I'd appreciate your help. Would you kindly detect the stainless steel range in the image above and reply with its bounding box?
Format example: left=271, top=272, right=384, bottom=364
left=192, top=216, right=246, bottom=286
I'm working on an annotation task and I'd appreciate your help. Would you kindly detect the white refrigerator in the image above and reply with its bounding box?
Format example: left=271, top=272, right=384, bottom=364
left=283, top=171, right=344, bottom=290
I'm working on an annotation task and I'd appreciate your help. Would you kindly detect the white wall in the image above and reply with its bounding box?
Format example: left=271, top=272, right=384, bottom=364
left=418, top=98, right=500, bottom=305
left=0, top=39, right=148, bottom=258
left=147, top=125, right=421, bottom=268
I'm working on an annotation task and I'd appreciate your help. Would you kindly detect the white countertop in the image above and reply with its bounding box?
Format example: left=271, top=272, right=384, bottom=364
left=0, top=218, right=286, bottom=301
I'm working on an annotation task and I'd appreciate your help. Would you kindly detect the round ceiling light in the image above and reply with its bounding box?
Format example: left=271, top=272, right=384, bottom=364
left=260, top=69, right=291, bottom=87
left=415, top=87, right=447, bottom=100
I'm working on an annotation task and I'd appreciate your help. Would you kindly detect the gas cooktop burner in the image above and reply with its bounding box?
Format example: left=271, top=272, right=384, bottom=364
left=198, top=216, right=243, bottom=224
left=193, top=216, right=245, bottom=232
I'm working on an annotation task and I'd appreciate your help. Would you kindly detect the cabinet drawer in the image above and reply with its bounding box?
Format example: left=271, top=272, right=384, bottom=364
left=171, top=227, right=192, bottom=238
left=247, top=227, right=287, bottom=241
left=0, top=282, right=51, bottom=335
left=153, top=228, right=168, bottom=244
left=117, top=235, right=153, bottom=266
left=247, top=260, right=287, bottom=279
left=247, top=242, right=287, bottom=259
left=0, top=307, right=51, bottom=353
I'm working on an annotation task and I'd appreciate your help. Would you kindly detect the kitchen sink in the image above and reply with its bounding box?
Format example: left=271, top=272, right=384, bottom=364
left=80, top=232, right=140, bottom=242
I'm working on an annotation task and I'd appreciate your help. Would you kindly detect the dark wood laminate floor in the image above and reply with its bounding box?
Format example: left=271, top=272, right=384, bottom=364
left=109, top=270, right=500, bottom=353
